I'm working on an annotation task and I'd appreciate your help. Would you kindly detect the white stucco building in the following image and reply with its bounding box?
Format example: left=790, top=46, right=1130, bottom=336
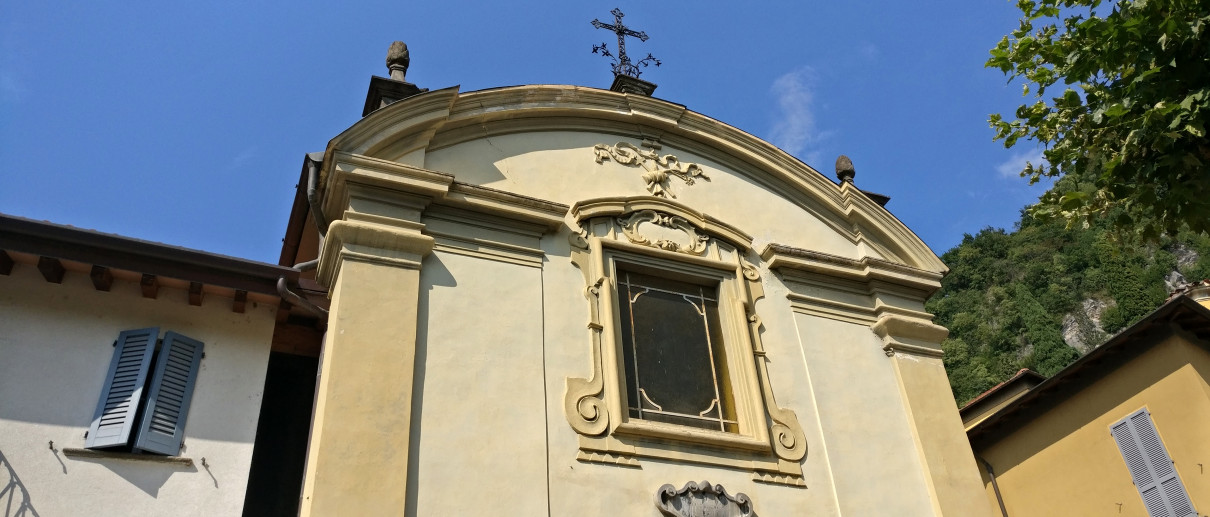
left=0, top=215, right=294, bottom=516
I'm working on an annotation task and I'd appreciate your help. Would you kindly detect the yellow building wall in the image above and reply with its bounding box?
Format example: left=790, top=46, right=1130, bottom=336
left=301, top=86, right=991, bottom=514
left=978, top=334, right=1210, bottom=516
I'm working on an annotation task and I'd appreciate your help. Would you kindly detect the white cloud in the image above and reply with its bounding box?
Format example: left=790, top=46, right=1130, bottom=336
left=769, top=68, right=828, bottom=163
left=226, top=146, right=258, bottom=171
left=996, top=148, right=1046, bottom=179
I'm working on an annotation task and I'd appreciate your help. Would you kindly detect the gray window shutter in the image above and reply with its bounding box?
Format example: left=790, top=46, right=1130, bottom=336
left=133, top=331, right=204, bottom=455
left=86, top=328, right=159, bottom=449
left=1111, top=408, right=1197, bottom=517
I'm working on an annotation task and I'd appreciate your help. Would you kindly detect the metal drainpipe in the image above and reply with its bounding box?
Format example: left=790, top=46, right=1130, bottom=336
left=305, top=156, right=330, bottom=238
left=978, top=455, right=1010, bottom=517
left=274, top=155, right=332, bottom=322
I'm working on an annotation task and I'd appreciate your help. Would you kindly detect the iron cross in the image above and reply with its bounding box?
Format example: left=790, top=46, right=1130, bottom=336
left=592, top=8, right=648, bottom=76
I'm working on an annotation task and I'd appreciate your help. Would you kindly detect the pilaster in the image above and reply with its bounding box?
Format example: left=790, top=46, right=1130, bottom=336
left=764, top=243, right=993, bottom=516
left=880, top=327, right=995, bottom=517
left=299, top=157, right=441, bottom=517
left=298, top=151, right=566, bottom=516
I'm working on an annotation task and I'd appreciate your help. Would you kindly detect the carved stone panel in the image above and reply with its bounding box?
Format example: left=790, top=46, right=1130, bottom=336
left=655, top=481, right=754, bottom=517
left=593, top=141, right=708, bottom=198
left=617, top=210, right=709, bottom=255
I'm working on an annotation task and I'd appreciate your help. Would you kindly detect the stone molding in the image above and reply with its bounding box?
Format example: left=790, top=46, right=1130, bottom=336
left=322, top=151, right=566, bottom=230
left=314, top=151, right=570, bottom=283
left=423, top=205, right=549, bottom=268
left=316, top=220, right=435, bottom=286
left=570, top=197, right=752, bottom=252
left=764, top=242, right=948, bottom=358
left=564, top=196, right=807, bottom=486
left=326, top=84, right=947, bottom=273
left=872, top=314, right=948, bottom=358
left=761, top=243, right=942, bottom=293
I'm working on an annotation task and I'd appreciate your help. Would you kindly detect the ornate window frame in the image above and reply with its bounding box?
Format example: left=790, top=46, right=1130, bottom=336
left=563, top=197, right=807, bottom=486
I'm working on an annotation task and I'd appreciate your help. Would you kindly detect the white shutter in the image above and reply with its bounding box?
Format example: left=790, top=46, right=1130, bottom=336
left=133, top=331, right=204, bottom=455
left=1111, top=408, right=1197, bottom=517
left=86, top=328, right=159, bottom=449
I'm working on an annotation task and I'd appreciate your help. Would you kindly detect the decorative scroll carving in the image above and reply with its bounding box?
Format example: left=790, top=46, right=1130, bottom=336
left=563, top=212, right=807, bottom=485
left=742, top=260, right=809, bottom=463
left=593, top=141, right=708, bottom=198
left=617, top=210, right=709, bottom=255
left=564, top=277, right=609, bottom=436
left=655, top=481, right=754, bottom=517
left=568, top=228, right=590, bottom=250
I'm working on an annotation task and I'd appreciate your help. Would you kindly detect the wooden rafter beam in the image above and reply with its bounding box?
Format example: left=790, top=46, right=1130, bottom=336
left=37, top=256, right=65, bottom=283
left=90, top=265, right=113, bottom=291
left=233, top=290, right=248, bottom=313
left=188, top=282, right=204, bottom=306
left=141, top=274, right=159, bottom=299
left=0, top=250, right=12, bottom=275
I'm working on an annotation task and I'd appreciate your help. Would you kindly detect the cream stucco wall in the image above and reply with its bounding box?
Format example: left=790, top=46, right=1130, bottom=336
left=301, top=85, right=989, bottom=515
left=423, top=132, right=862, bottom=262
left=0, top=262, right=277, bottom=517
left=794, top=315, right=936, bottom=515
left=978, top=335, right=1210, bottom=516
left=408, top=249, right=549, bottom=515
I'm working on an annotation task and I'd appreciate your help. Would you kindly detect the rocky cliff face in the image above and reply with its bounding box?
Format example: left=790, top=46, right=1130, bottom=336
left=1061, top=297, right=1113, bottom=354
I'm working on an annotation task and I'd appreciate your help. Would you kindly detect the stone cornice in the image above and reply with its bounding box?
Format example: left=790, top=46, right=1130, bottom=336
left=760, top=243, right=943, bottom=294
left=871, top=314, right=948, bottom=358
left=445, top=182, right=568, bottom=231
left=316, top=220, right=435, bottom=286
left=321, top=84, right=947, bottom=273
left=322, top=151, right=567, bottom=232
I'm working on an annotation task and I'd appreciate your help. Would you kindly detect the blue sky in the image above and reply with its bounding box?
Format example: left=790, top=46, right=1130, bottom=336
left=0, top=1, right=1051, bottom=263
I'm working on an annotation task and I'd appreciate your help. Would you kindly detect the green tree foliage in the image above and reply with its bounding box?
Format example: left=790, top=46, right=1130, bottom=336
left=929, top=192, right=1210, bottom=403
left=988, top=0, right=1210, bottom=240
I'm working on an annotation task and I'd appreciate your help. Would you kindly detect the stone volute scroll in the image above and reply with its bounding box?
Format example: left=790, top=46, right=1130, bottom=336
left=593, top=140, right=708, bottom=198
left=740, top=262, right=809, bottom=465
left=655, top=481, right=754, bottom=517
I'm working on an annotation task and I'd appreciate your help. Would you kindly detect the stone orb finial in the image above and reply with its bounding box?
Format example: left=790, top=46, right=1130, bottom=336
left=386, top=41, right=410, bottom=82
left=836, top=154, right=855, bottom=183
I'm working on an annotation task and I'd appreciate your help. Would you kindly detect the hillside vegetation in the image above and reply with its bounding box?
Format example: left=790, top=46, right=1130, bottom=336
left=928, top=178, right=1210, bottom=404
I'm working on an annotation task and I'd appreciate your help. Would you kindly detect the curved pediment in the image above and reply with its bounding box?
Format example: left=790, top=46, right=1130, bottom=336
left=320, top=84, right=946, bottom=274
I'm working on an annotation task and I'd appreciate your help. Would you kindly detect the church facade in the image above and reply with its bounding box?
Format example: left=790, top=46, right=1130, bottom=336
left=284, top=55, right=992, bottom=515
left=0, top=44, right=994, bottom=516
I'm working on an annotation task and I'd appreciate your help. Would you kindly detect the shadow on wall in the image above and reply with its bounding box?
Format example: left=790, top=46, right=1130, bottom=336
left=0, top=450, right=41, bottom=517
left=405, top=253, right=456, bottom=516
left=989, top=332, right=1187, bottom=474
left=83, top=456, right=194, bottom=498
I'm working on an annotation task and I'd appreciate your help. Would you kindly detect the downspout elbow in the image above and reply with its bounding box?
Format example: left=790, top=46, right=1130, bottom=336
left=277, top=276, right=328, bottom=321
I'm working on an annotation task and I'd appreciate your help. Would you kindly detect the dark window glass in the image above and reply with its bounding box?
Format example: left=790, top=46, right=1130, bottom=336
left=617, top=268, right=737, bottom=432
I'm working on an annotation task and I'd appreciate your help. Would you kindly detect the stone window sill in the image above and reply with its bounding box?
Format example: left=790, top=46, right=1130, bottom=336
left=62, top=448, right=194, bottom=467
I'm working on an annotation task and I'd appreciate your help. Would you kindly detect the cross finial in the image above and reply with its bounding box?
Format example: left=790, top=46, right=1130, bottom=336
left=591, top=8, right=660, bottom=78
